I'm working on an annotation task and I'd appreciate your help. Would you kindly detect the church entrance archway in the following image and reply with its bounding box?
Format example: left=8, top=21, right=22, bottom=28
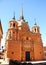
left=26, top=52, right=30, bottom=61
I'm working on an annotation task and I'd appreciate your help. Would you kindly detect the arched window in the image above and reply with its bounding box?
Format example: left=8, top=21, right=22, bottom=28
left=35, top=28, right=36, bottom=32
left=26, top=37, right=28, bottom=40
left=13, top=23, right=15, bottom=27
left=11, top=52, right=14, bottom=54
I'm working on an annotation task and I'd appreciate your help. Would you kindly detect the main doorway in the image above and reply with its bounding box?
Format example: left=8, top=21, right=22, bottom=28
left=26, top=52, right=30, bottom=61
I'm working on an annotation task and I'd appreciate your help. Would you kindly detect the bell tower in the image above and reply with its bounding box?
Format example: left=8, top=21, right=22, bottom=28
left=6, top=13, right=18, bottom=40
left=5, top=13, right=18, bottom=60
left=32, top=21, right=40, bottom=33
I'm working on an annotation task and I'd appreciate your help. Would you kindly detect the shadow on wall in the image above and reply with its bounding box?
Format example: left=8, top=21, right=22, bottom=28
left=9, top=59, right=33, bottom=65
left=9, top=59, right=46, bottom=65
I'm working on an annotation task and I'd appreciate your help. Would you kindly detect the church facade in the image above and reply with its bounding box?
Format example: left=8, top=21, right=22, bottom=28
left=5, top=10, right=44, bottom=61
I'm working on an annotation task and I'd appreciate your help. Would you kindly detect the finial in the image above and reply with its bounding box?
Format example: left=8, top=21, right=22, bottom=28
left=13, top=12, right=15, bottom=20
left=34, top=19, right=37, bottom=25
left=20, top=7, right=24, bottom=20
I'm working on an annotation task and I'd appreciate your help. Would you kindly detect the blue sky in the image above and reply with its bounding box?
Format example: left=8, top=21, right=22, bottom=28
left=1, top=0, right=46, bottom=46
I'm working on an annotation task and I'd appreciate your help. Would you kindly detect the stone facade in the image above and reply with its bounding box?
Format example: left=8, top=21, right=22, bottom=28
left=5, top=11, right=44, bottom=61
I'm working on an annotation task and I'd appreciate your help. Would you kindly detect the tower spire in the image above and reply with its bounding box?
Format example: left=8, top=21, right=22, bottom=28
left=20, top=7, right=24, bottom=20
left=34, top=19, right=37, bottom=25
left=13, top=12, right=15, bottom=20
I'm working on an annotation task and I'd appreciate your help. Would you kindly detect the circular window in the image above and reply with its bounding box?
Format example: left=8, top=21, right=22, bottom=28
left=11, top=52, right=14, bottom=54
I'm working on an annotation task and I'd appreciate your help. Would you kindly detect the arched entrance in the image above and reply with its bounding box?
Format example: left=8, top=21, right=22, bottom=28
left=26, top=52, right=30, bottom=61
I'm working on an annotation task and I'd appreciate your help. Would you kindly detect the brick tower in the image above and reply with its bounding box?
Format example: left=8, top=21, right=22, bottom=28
left=32, top=22, right=44, bottom=60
